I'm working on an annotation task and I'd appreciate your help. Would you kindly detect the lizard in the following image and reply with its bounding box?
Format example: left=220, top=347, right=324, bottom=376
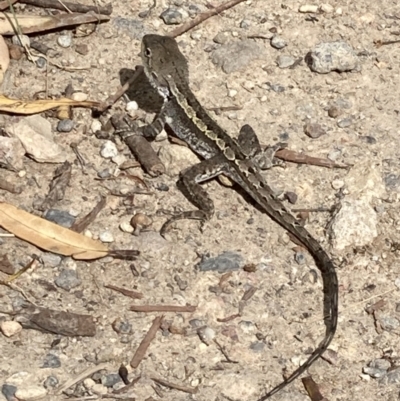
left=136, top=34, right=339, bottom=399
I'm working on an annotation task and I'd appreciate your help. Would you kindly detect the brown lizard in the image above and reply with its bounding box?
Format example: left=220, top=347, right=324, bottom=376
left=137, top=34, right=338, bottom=399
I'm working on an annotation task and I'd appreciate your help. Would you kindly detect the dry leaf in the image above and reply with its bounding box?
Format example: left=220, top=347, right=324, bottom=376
left=0, top=35, right=9, bottom=84
left=0, top=95, right=100, bottom=114
left=0, top=12, right=109, bottom=36
left=0, top=202, right=108, bottom=259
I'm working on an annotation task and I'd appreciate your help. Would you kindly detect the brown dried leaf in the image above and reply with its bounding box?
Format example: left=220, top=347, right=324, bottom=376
left=0, top=12, right=109, bottom=36
left=0, top=202, right=108, bottom=259
left=0, top=95, right=100, bottom=115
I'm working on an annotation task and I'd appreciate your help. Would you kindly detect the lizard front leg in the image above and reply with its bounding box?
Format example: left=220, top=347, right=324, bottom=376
left=238, top=124, right=286, bottom=170
left=160, top=154, right=230, bottom=236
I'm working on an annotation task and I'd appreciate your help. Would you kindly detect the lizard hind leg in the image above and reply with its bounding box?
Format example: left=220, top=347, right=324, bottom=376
left=160, top=154, right=230, bottom=236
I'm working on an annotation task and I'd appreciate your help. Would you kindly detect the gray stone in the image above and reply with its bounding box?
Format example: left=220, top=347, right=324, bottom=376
left=270, top=35, right=287, bottom=49
left=379, top=316, right=400, bottom=331
left=160, top=8, right=183, bottom=25
left=57, top=119, right=74, bottom=133
left=308, top=41, right=360, bottom=74
left=276, top=55, right=295, bottom=68
left=55, top=269, right=81, bottom=291
left=41, top=253, right=62, bottom=268
left=41, top=353, right=61, bottom=368
left=303, top=122, right=326, bottom=138
left=43, top=209, right=75, bottom=228
left=337, top=117, right=353, bottom=128
left=197, top=251, right=244, bottom=273
left=43, top=376, right=59, bottom=389
left=1, top=384, right=17, bottom=401
left=250, top=342, right=265, bottom=352
left=211, top=40, right=264, bottom=74
left=101, top=374, right=121, bottom=388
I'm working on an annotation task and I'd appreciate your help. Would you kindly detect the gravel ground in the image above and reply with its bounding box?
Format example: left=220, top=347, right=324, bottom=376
left=1, top=1, right=400, bottom=401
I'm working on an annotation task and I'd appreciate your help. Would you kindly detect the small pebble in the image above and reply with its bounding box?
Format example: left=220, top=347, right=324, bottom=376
left=228, top=89, right=238, bottom=98
left=240, top=19, right=251, bottom=29
left=337, top=117, right=353, bottom=128
left=276, top=55, right=296, bottom=68
left=294, top=252, right=306, bottom=265
left=112, top=318, right=132, bottom=334
left=160, top=8, right=183, bottom=25
left=15, top=386, right=47, bottom=400
left=1, top=384, right=17, bottom=401
left=197, top=326, right=216, bottom=344
left=270, top=35, right=287, bottom=49
left=99, top=231, right=114, bottom=243
left=380, top=316, right=400, bottom=331
left=320, top=4, right=334, bottom=13
left=91, top=120, right=102, bottom=134
left=57, top=119, right=74, bottom=133
left=75, top=44, right=89, bottom=55
left=41, top=353, right=61, bottom=368
left=284, top=191, right=298, bottom=204
left=120, top=221, right=134, bottom=234
left=101, top=374, right=121, bottom=388
left=71, top=92, right=88, bottom=102
left=35, top=57, right=46, bottom=68
left=359, top=136, right=377, bottom=145
left=331, top=179, right=345, bottom=189
left=126, top=101, right=138, bottom=115
left=57, top=34, right=72, bottom=48
left=44, top=209, right=75, bottom=228
left=55, top=269, right=81, bottom=291
left=12, top=34, right=30, bottom=47
left=91, top=383, right=108, bottom=396
left=213, top=32, right=229, bottom=44
left=250, top=342, right=265, bottom=352
left=303, top=122, right=326, bottom=138
left=43, top=376, right=59, bottom=389
left=328, top=106, right=341, bottom=118
left=100, top=141, right=118, bottom=159
left=0, top=321, right=22, bottom=337
left=363, top=366, right=387, bottom=378
left=299, top=4, right=319, bottom=13
left=197, top=251, right=243, bottom=273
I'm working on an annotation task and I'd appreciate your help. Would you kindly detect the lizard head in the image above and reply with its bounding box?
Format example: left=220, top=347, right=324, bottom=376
left=141, top=34, right=189, bottom=97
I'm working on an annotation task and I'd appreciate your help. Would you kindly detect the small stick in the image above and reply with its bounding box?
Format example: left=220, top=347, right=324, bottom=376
left=217, top=313, right=240, bottom=323
left=374, top=39, right=400, bottom=47
left=214, top=339, right=238, bottom=364
left=130, top=304, right=196, bottom=313
left=130, top=315, right=163, bottom=368
left=168, top=0, right=247, bottom=38
left=56, top=363, right=111, bottom=395
left=302, top=376, right=325, bottom=401
left=150, top=375, right=198, bottom=394
left=274, top=148, right=351, bottom=169
left=19, top=0, right=112, bottom=15
left=105, top=284, right=143, bottom=300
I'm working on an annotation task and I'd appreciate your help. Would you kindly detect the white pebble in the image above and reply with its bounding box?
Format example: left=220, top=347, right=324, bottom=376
left=126, top=101, right=139, bottom=115
left=15, top=386, right=47, bottom=400
left=83, top=378, right=95, bottom=390
left=112, top=154, right=126, bottom=166
left=84, top=229, right=93, bottom=238
left=71, top=92, right=88, bottom=102
left=331, top=179, right=345, bottom=189
left=335, top=7, right=343, bottom=15
left=299, top=4, right=319, bottom=13
left=1, top=321, right=22, bottom=337
left=320, top=3, right=334, bottom=13
left=91, top=383, right=108, bottom=395
left=100, top=140, right=118, bottom=159
left=120, top=221, right=134, bottom=234
left=243, top=81, right=255, bottom=90
left=228, top=89, right=238, bottom=98
left=91, top=120, right=102, bottom=133
left=57, top=34, right=72, bottom=48
left=100, top=231, right=114, bottom=243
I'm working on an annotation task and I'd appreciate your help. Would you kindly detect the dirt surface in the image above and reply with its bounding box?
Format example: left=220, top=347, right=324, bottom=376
left=1, top=1, right=400, bottom=401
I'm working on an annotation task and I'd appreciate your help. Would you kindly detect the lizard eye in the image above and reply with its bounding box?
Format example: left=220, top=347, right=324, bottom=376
left=144, top=48, right=152, bottom=58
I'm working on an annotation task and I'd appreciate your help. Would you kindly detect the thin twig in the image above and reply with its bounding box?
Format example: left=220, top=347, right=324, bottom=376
left=130, top=315, right=163, bottom=368
left=168, top=0, right=247, bottom=38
